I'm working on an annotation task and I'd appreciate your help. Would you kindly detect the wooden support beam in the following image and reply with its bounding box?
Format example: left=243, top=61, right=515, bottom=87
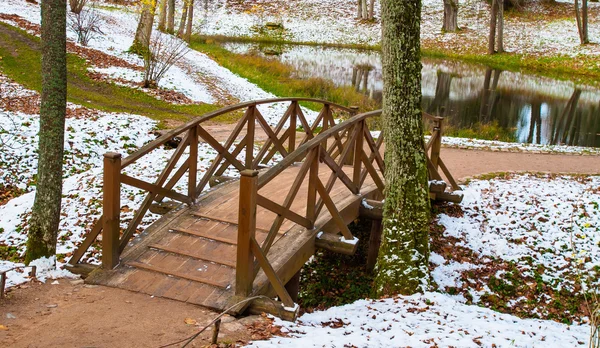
left=366, top=219, right=382, bottom=273
left=315, top=232, right=358, bottom=255
left=236, top=170, right=258, bottom=297
left=102, top=152, right=121, bottom=270
left=359, top=199, right=383, bottom=220
left=247, top=297, right=299, bottom=322
left=284, top=271, right=301, bottom=303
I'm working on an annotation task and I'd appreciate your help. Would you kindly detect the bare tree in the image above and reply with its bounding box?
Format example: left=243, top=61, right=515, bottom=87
left=177, top=0, right=189, bottom=38
left=184, top=0, right=195, bottom=42
left=442, top=0, right=458, bottom=32
left=488, top=0, right=499, bottom=54
left=575, top=0, right=589, bottom=44
left=167, top=0, right=175, bottom=33
left=69, top=0, right=87, bottom=14
left=131, top=0, right=157, bottom=53
left=142, top=32, right=189, bottom=88
left=357, top=0, right=376, bottom=20
left=68, top=2, right=104, bottom=46
left=157, top=0, right=168, bottom=32
left=496, top=0, right=504, bottom=52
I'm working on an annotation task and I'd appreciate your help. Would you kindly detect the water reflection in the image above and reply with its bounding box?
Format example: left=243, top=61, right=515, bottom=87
left=221, top=42, right=600, bottom=148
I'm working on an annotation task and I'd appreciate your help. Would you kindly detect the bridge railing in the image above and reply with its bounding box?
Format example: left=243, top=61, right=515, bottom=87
left=68, top=97, right=458, bottom=289
left=68, top=98, right=356, bottom=269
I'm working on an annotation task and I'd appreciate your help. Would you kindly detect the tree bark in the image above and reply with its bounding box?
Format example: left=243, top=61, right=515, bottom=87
left=488, top=0, right=498, bottom=54
left=184, top=0, right=194, bottom=42
left=357, top=0, right=363, bottom=18
left=582, top=0, right=589, bottom=43
left=157, top=0, right=167, bottom=32
left=26, top=0, right=67, bottom=263
left=496, top=0, right=504, bottom=52
left=368, top=0, right=376, bottom=19
left=131, top=1, right=156, bottom=53
left=442, top=0, right=458, bottom=32
left=177, top=0, right=188, bottom=38
left=375, top=0, right=430, bottom=296
left=167, top=0, right=175, bottom=33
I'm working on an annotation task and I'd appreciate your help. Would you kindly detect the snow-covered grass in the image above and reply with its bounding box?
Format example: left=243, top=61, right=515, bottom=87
left=433, top=174, right=600, bottom=316
left=254, top=292, right=591, bottom=347
left=196, top=0, right=600, bottom=59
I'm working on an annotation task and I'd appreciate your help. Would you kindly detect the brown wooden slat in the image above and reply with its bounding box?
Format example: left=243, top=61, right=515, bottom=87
left=127, top=261, right=230, bottom=289
left=148, top=244, right=236, bottom=268
left=171, top=227, right=237, bottom=245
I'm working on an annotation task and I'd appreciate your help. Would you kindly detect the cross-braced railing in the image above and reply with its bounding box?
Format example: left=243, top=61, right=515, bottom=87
left=68, top=98, right=356, bottom=269
left=68, top=98, right=458, bottom=308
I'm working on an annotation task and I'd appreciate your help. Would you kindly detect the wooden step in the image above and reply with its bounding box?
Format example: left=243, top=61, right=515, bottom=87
left=127, top=261, right=231, bottom=289
left=148, top=243, right=236, bottom=268
left=170, top=227, right=238, bottom=245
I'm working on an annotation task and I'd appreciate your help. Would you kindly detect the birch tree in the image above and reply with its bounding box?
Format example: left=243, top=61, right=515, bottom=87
left=374, top=0, right=430, bottom=295
left=26, top=0, right=67, bottom=263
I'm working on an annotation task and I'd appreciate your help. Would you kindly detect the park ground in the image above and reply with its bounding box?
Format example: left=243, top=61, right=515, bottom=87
left=0, top=0, right=599, bottom=346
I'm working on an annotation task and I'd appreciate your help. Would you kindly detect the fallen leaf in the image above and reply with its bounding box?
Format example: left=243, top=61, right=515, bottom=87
left=184, top=318, right=197, bottom=325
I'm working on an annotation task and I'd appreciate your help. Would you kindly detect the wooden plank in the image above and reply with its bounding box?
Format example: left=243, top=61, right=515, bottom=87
left=127, top=261, right=230, bottom=289
left=121, top=174, right=192, bottom=205
left=315, top=232, right=358, bottom=255
left=148, top=244, right=236, bottom=268
left=315, top=178, right=353, bottom=240
left=250, top=238, right=294, bottom=307
left=171, top=227, right=237, bottom=245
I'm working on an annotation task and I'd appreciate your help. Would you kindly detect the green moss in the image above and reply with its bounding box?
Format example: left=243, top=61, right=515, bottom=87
left=0, top=22, right=219, bottom=127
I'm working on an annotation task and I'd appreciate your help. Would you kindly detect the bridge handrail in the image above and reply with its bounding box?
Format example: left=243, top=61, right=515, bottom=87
left=121, top=98, right=355, bottom=169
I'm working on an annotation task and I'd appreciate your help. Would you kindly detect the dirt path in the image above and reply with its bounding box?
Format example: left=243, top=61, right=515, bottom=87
left=1, top=144, right=598, bottom=348
left=0, top=280, right=273, bottom=348
left=442, top=148, right=600, bottom=182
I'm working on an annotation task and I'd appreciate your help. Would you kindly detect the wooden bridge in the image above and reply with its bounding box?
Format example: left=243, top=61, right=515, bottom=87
left=67, top=98, right=461, bottom=320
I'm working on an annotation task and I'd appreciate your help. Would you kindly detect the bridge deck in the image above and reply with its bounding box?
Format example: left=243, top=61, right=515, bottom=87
left=86, top=163, right=377, bottom=312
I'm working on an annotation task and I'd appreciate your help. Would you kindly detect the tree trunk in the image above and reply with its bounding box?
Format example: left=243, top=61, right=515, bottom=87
left=488, top=0, right=498, bottom=54
left=157, top=0, right=168, bottom=32
left=574, top=0, right=585, bottom=44
left=357, top=0, right=363, bottom=18
left=167, top=0, right=175, bottom=33
left=131, top=2, right=156, bottom=53
left=361, top=0, right=368, bottom=19
left=582, top=0, right=589, bottom=43
left=496, top=0, right=504, bottom=52
left=25, top=0, right=67, bottom=263
left=184, top=0, right=194, bottom=42
left=178, top=1, right=188, bottom=38
left=375, top=0, right=430, bottom=296
left=368, top=0, right=376, bottom=19
left=442, top=0, right=458, bottom=32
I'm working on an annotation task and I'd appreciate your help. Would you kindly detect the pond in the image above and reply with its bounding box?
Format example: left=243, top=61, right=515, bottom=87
left=221, top=42, right=600, bottom=148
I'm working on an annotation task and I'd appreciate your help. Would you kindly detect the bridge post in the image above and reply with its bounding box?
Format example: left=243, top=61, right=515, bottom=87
left=353, top=120, right=365, bottom=186
left=236, top=169, right=259, bottom=297
left=188, top=126, right=198, bottom=199
left=431, top=119, right=442, bottom=170
left=102, top=152, right=122, bottom=270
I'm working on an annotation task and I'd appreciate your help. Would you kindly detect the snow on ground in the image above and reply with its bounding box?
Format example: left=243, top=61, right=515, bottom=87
left=197, top=0, right=600, bottom=58
left=253, top=292, right=590, bottom=347
left=251, top=173, right=598, bottom=347
left=437, top=174, right=600, bottom=297
left=0, top=256, right=78, bottom=289
left=0, top=0, right=318, bottom=124
left=440, top=136, right=600, bottom=155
